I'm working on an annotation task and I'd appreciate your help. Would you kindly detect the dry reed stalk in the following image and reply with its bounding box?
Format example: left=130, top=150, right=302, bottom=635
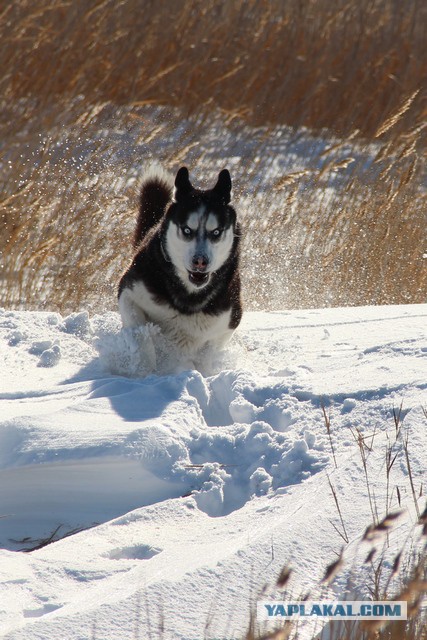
left=321, top=403, right=337, bottom=469
left=350, top=427, right=379, bottom=526
left=403, top=433, right=421, bottom=520
left=327, top=474, right=349, bottom=544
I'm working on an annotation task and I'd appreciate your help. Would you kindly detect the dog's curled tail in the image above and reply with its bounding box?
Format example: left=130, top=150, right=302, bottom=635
left=133, top=164, right=174, bottom=247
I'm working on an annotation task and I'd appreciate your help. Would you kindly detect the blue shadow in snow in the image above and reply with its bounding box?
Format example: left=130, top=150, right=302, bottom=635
left=61, top=358, right=192, bottom=423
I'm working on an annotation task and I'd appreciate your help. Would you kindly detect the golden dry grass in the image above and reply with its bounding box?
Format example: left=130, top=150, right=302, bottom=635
left=1, top=0, right=426, bottom=139
left=0, top=0, right=426, bottom=313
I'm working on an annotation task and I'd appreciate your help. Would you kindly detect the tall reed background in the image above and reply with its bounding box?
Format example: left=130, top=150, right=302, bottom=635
left=0, top=0, right=426, bottom=312
left=0, top=3, right=426, bottom=638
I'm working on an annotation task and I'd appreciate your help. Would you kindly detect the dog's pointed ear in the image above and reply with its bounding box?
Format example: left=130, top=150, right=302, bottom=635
left=213, top=169, right=232, bottom=204
left=174, top=166, right=192, bottom=200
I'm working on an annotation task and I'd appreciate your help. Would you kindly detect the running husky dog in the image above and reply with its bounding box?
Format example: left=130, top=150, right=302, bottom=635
left=118, top=166, right=242, bottom=353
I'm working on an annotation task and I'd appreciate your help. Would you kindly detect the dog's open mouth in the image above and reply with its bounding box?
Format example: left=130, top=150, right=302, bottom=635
left=188, top=271, right=210, bottom=287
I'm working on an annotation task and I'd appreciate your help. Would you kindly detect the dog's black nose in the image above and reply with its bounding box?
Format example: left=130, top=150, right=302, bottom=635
left=192, top=255, right=208, bottom=270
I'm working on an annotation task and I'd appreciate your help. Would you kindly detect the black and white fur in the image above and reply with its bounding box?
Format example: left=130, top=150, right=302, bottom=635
left=118, top=165, right=242, bottom=353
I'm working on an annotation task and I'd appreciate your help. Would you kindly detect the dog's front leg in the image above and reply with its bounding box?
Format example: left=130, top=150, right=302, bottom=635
left=118, top=289, right=149, bottom=328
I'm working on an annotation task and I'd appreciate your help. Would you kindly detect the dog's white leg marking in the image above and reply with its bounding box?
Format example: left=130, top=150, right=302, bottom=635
left=118, top=289, right=148, bottom=328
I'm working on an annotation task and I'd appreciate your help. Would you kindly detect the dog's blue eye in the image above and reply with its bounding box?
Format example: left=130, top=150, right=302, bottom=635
left=182, top=227, right=193, bottom=237
left=211, top=229, right=222, bottom=238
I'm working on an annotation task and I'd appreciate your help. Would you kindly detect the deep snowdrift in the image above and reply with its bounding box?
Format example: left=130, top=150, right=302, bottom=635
left=0, top=305, right=426, bottom=639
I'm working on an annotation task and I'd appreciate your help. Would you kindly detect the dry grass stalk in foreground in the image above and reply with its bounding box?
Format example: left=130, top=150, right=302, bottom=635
left=247, top=507, right=427, bottom=640
left=248, top=410, right=427, bottom=640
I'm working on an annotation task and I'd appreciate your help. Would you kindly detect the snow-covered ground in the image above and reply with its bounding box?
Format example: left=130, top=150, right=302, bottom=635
left=0, top=304, right=426, bottom=639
